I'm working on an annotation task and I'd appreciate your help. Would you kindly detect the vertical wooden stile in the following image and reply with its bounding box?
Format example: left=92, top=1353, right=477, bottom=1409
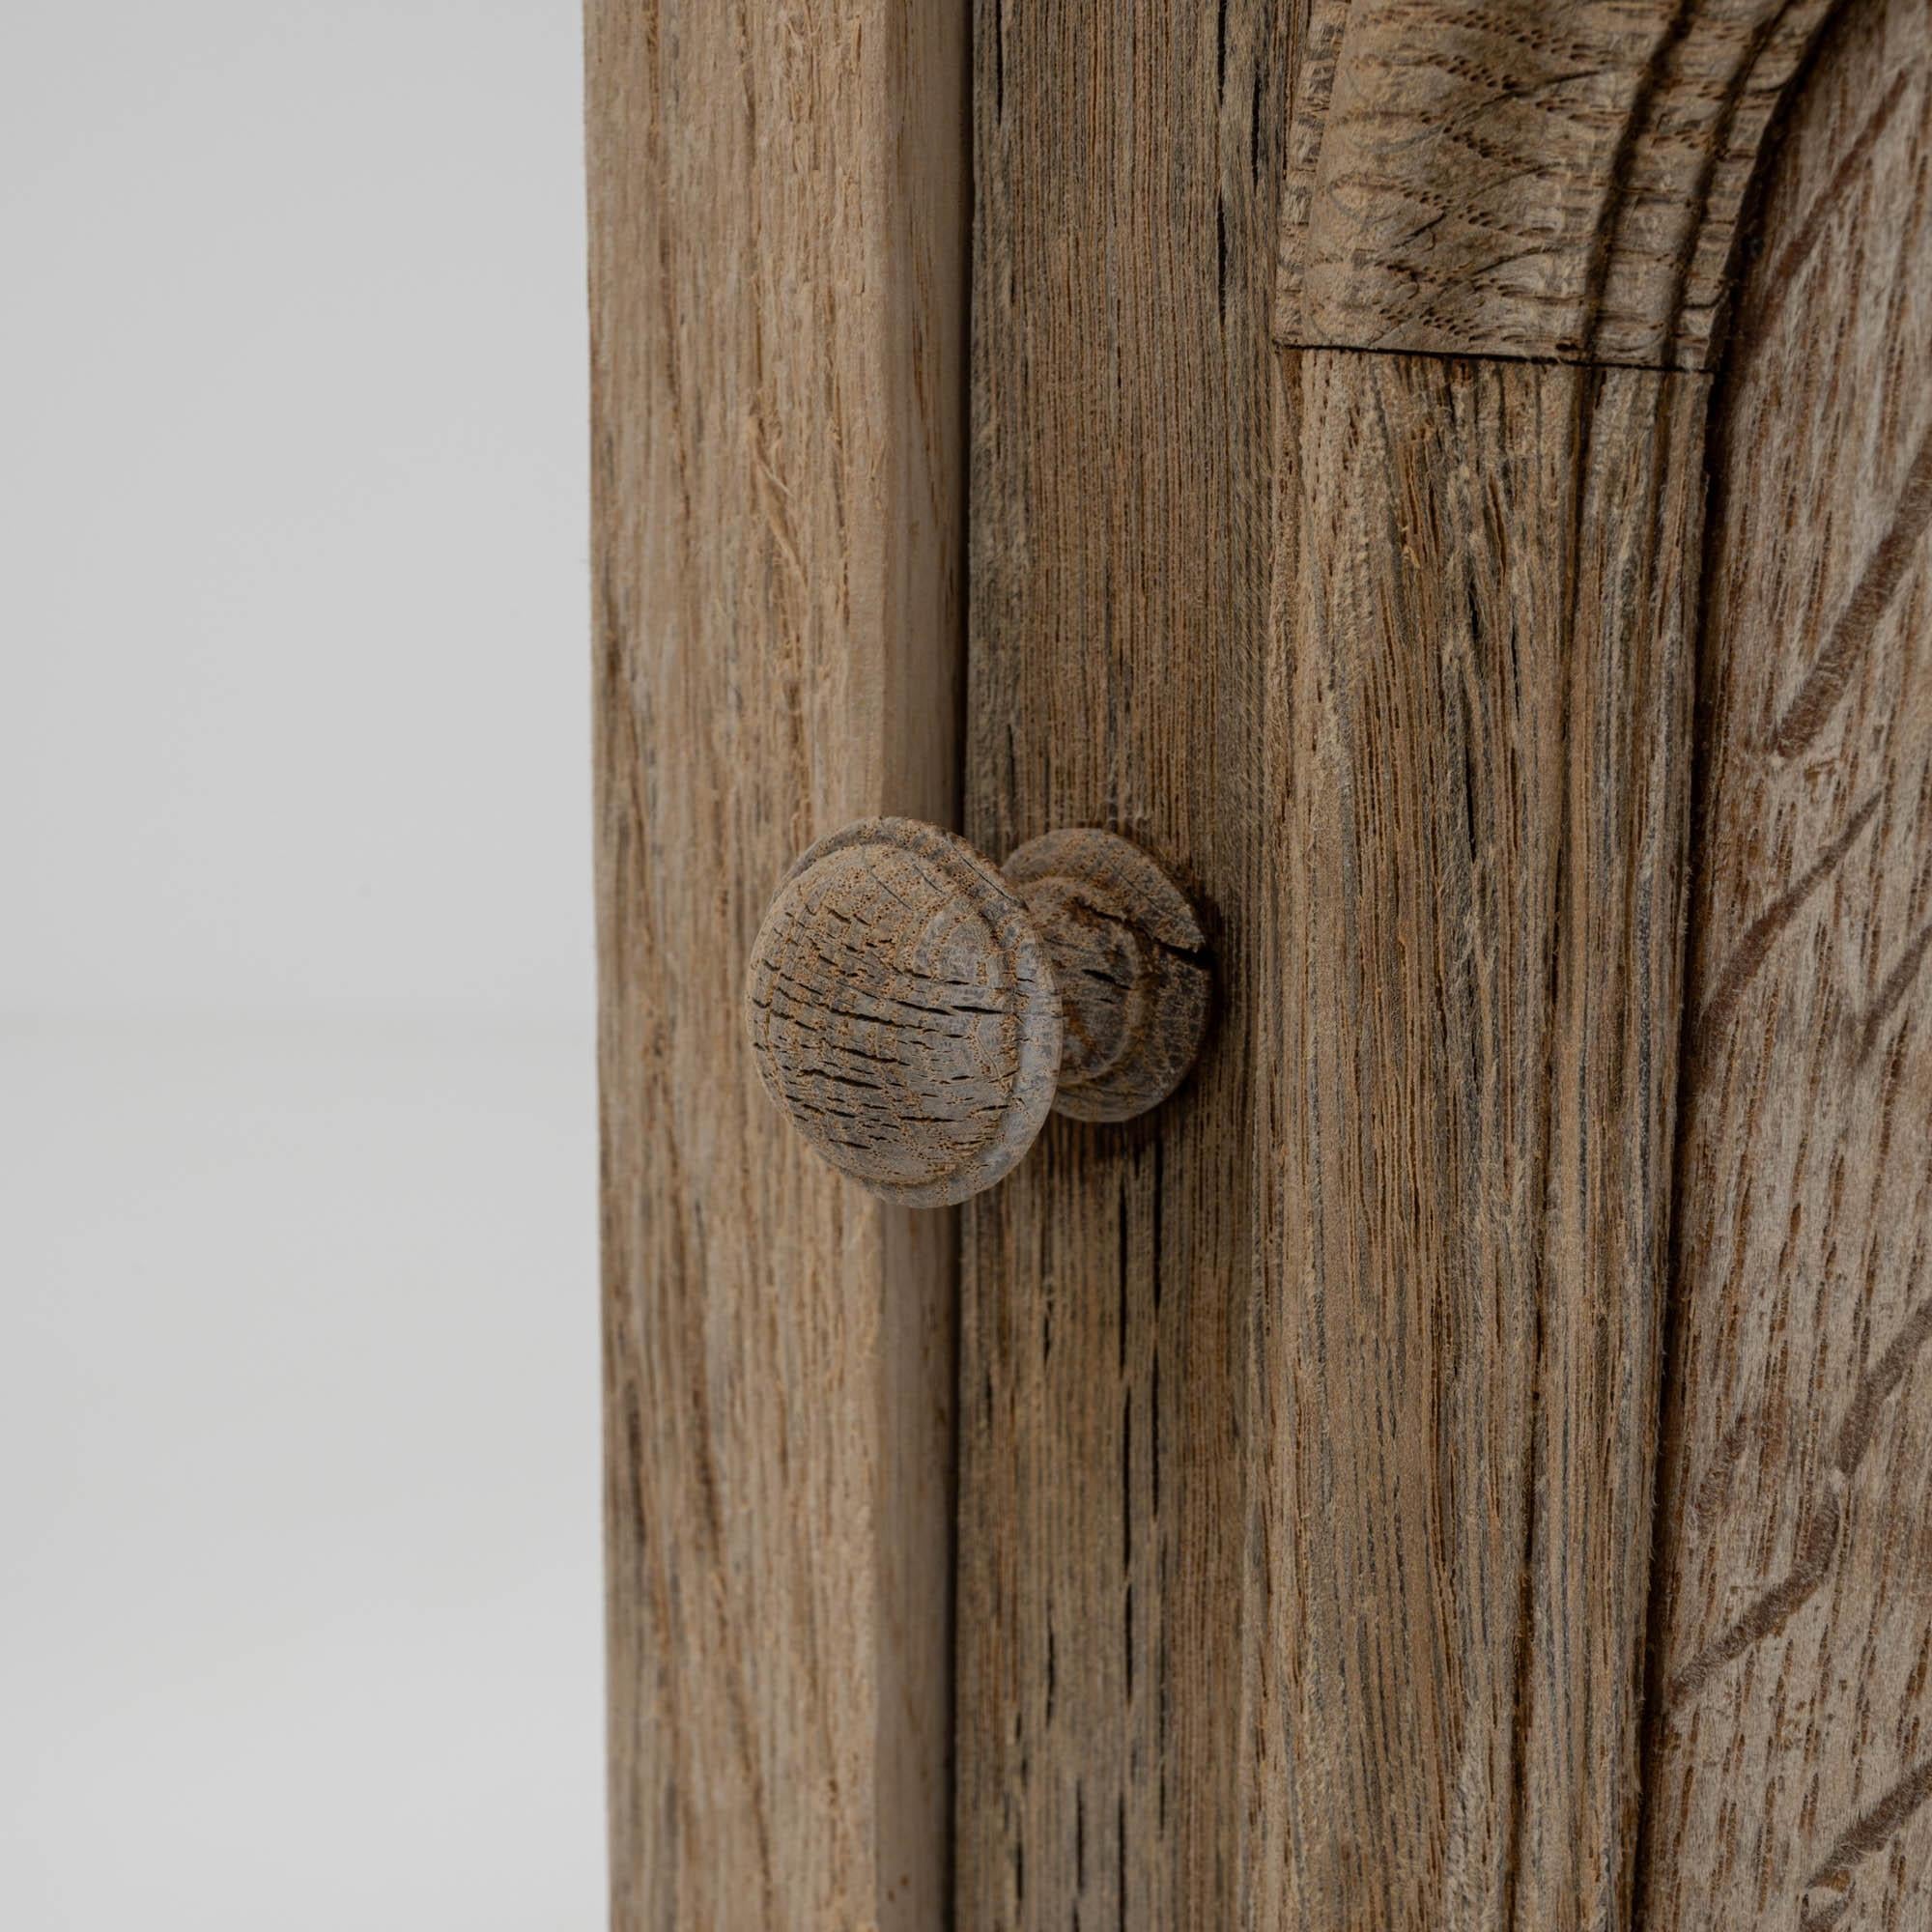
left=957, top=6, right=1295, bottom=1923
left=586, top=7, right=967, bottom=1926
left=1247, top=5, right=1861, bottom=1924
left=1257, top=348, right=1705, bottom=1931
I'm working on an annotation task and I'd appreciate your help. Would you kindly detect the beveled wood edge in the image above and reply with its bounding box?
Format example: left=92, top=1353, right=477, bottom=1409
left=1274, top=0, right=1852, bottom=370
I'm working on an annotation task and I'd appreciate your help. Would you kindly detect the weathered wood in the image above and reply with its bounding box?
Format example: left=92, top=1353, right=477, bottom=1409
left=585, top=4, right=966, bottom=1924
left=1242, top=9, right=1902, bottom=1923
left=747, top=819, right=1063, bottom=1207
left=1638, top=4, right=1932, bottom=1926
left=959, top=2, right=1843, bottom=1920
left=1003, top=829, right=1211, bottom=1124
left=1256, top=352, right=1703, bottom=1931
left=1277, top=0, right=1848, bottom=367
left=743, top=821, right=1208, bottom=1205
left=956, top=1, right=1293, bottom=1921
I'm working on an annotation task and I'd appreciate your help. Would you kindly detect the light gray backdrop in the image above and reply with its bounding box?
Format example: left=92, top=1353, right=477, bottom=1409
left=1, top=3, right=603, bottom=1922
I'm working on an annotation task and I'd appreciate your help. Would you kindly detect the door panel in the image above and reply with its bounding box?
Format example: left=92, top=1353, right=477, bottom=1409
left=1639, top=4, right=1932, bottom=1924
left=954, top=2, right=1847, bottom=1922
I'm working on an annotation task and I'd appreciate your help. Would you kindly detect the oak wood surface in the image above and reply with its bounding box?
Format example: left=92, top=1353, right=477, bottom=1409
left=956, top=3, right=1293, bottom=1922
left=1258, top=351, right=1702, bottom=1932
left=585, top=5, right=966, bottom=1924
left=960, top=1, right=1868, bottom=1923
left=1638, top=3, right=1932, bottom=1925
left=1276, top=0, right=1846, bottom=367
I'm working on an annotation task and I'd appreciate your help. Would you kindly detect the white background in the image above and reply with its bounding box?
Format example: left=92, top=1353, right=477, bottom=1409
left=1, top=2, right=604, bottom=1923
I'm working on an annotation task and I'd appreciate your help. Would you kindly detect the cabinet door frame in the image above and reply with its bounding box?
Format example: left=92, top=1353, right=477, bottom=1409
left=586, top=3, right=1928, bottom=1926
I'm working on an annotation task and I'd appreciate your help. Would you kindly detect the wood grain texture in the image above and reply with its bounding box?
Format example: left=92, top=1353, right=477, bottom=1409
left=585, top=4, right=966, bottom=1924
left=1254, top=351, right=1702, bottom=1930
left=1276, top=0, right=1848, bottom=367
left=1638, top=3, right=1932, bottom=1926
left=955, top=2, right=1293, bottom=1922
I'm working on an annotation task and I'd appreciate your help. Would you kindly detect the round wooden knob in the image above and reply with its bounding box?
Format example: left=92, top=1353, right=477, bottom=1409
left=745, top=817, right=1209, bottom=1205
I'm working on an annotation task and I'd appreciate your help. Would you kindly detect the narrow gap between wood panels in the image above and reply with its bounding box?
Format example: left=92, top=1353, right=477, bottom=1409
left=1628, top=307, right=1739, bottom=1932
left=1276, top=335, right=1695, bottom=377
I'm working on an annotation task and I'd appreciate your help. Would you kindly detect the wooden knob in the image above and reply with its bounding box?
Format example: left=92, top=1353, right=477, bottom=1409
left=745, top=818, right=1209, bottom=1206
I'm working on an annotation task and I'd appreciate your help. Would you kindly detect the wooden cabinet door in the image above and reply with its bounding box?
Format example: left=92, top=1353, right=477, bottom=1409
left=588, top=3, right=1932, bottom=1925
